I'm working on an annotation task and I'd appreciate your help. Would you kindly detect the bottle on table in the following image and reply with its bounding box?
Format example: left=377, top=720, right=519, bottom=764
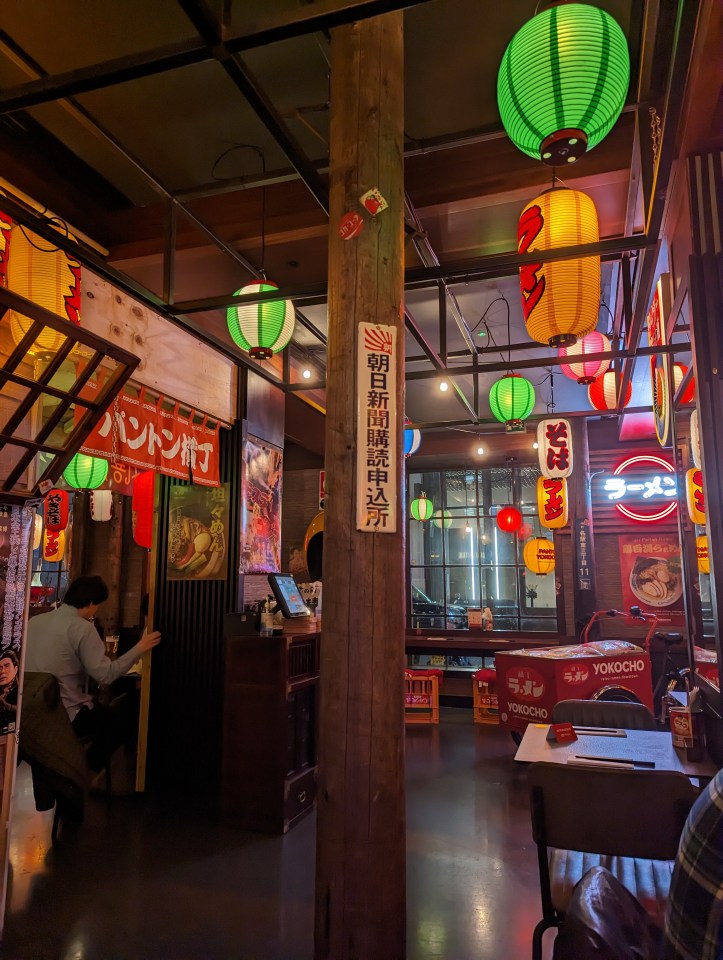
left=260, top=598, right=274, bottom=638
left=482, top=607, right=493, bottom=632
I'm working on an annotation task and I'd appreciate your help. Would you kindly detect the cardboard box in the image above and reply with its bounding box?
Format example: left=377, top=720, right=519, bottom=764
left=495, top=641, right=653, bottom=733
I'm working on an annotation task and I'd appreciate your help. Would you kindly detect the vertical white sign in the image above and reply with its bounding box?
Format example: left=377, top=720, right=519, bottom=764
left=356, top=322, right=397, bottom=533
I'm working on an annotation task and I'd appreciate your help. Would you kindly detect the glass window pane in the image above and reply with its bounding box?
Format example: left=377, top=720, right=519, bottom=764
left=410, top=568, right=445, bottom=628
left=520, top=569, right=557, bottom=615
left=484, top=567, right=518, bottom=626
left=443, top=516, right=478, bottom=565
left=521, top=618, right=557, bottom=632
left=445, top=566, right=478, bottom=626
left=518, top=465, right=541, bottom=515
left=479, top=519, right=516, bottom=565
left=444, top=469, right=477, bottom=509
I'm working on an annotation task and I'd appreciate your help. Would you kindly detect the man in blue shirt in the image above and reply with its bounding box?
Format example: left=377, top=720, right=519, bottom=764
left=26, top=575, right=160, bottom=771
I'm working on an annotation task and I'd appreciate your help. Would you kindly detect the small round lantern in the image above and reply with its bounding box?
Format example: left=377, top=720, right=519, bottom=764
left=489, top=373, right=535, bottom=427
left=518, top=188, right=600, bottom=347
left=696, top=535, right=709, bottom=575
left=588, top=372, right=632, bottom=411
left=226, top=281, right=295, bottom=359
left=497, top=3, right=630, bottom=165
left=518, top=521, right=533, bottom=540
left=433, top=509, right=453, bottom=529
left=523, top=537, right=556, bottom=575
left=410, top=493, right=434, bottom=522
left=404, top=426, right=422, bottom=457
left=559, top=332, right=611, bottom=384
left=7, top=226, right=81, bottom=352
left=90, top=490, right=113, bottom=522
left=672, top=363, right=696, bottom=404
left=497, top=506, right=522, bottom=533
left=63, top=453, right=108, bottom=490
left=132, top=470, right=155, bottom=549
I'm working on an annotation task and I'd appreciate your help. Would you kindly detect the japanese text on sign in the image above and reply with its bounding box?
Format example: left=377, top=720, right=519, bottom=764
left=604, top=475, right=677, bottom=501
left=537, top=418, right=573, bottom=479
left=356, top=323, right=397, bottom=533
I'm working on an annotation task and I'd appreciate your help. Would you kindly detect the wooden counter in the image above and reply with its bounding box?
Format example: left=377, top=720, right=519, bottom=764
left=405, top=631, right=562, bottom=656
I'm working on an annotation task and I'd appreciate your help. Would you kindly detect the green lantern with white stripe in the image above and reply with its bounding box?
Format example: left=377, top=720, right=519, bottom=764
left=497, top=3, right=630, bottom=166
left=63, top=453, right=108, bottom=490
left=226, top=281, right=295, bottom=359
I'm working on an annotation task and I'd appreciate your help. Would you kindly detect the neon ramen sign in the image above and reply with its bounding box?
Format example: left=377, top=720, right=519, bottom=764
left=603, top=455, right=678, bottom=523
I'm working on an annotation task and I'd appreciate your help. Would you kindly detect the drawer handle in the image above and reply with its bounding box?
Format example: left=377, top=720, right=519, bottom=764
left=298, top=790, right=306, bottom=804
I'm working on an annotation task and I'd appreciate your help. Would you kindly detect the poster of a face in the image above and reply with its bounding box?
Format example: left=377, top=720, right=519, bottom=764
left=241, top=438, right=282, bottom=574
left=166, top=484, right=229, bottom=581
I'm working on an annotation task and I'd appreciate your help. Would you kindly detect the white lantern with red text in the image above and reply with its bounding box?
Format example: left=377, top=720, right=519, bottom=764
left=90, top=490, right=113, bottom=522
left=536, top=418, right=573, bottom=479
left=690, top=410, right=701, bottom=469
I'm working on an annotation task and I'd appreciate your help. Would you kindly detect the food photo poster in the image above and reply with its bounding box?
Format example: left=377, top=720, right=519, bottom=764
left=618, top=532, right=684, bottom=626
left=166, top=484, right=229, bottom=581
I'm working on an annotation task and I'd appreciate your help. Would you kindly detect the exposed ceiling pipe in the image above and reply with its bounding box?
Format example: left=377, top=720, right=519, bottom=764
left=404, top=193, right=478, bottom=356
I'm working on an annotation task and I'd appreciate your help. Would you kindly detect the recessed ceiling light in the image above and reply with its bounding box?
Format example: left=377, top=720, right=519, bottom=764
left=302, top=368, right=312, bottom=379
left=476, top=446, right=485, bottom=455
left=532, top=441, right=539, bottom=449
left=465, top=524, right=472, bottom=533
left=439, top=380, right=449, bottom=392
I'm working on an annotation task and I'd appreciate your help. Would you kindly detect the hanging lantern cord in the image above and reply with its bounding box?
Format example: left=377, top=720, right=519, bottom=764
left=547, top=373, right=556, bottom=414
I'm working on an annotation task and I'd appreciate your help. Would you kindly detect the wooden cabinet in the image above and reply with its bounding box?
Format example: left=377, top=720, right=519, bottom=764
left=221, top=618, right=319, bottom=834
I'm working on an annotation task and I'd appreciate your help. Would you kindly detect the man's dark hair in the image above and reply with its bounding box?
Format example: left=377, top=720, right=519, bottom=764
left=0, top=649, right=18, bottom=670
left=63, top=576, right=109, bottom=609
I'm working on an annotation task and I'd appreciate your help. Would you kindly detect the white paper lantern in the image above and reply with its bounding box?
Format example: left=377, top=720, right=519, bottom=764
left=536, top=418, right=573, bottom=479
left=90, top=490, right=113, bottom=522
left=690, top=409, right=701, bottom=469
left=32, top=513, right=43, bottom=551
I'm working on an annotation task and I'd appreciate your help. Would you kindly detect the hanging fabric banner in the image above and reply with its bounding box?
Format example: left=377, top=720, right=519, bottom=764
left=80, top=388, right=220, bottom=486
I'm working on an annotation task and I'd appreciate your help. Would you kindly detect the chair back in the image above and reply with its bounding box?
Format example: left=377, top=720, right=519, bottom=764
left=551, top=698, right=658, bottom=730
left=529, top=762, right=696, bottom=861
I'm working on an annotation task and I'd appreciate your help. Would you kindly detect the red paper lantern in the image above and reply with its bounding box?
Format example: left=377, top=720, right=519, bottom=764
left=588, top=371, right=632, bottom=411
left=558, top=331, right=611, bottom=384
left=497, top=506, right=522, bottom=533
left=132, top=470, right=155, bottom=549
left=518, top=521, right=533, bottom=540
left=43, top=489, right=69, bottom=533
left=672, top=363, right=696, bottom=404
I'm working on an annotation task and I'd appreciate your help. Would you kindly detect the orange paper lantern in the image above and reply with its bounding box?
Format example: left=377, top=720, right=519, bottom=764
left=686, top=468, right=705, bottom=525
left=518, top=187, right=600, bottom=347
left=537, top=477, right=568, bottom=529
left=43, top=527, right=65, bottom=563
left=523, top=537, right=556, bottom=575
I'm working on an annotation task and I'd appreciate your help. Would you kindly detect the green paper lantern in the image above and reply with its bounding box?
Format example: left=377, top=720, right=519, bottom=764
left=63, top=453, right=108, bottom=490
left=411, top=492, right=434, bottom=522
left=226, top=281, right=295, bottom=359
left=498, top=3, right=630, bottom=166
left=433, top=509, right=453, bottom=529
left=489, top=373, right=536, bottom=426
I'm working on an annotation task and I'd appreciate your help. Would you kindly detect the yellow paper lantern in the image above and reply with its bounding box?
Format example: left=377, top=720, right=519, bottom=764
left=537, top=476, right=568, bottom=529
left=523, top=537, right=556, bottom=575
left=42, top=527, right=65, bottom=563
left=518, top=188, right=600, bottom=347
left=7, top=226, right=81, bottom=353
left=686, top=468, right=705, bottom=525
left=696, top=535, right=709, bottom=575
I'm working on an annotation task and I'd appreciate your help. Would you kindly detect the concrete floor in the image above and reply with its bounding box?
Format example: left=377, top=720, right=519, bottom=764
left=2, top=710, right=553, bottom=959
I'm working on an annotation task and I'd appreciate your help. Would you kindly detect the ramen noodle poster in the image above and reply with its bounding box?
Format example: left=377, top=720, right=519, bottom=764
left=166, top=484, right=229, bottom=581
left=618, top=533, right=684, bottom=626
left=240, top=438, right=282, bottom=574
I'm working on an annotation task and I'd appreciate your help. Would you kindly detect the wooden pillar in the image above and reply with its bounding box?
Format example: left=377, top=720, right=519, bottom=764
left=570, top=420, right=598, bottom=637
left=315, top=13, right=406, bottom=960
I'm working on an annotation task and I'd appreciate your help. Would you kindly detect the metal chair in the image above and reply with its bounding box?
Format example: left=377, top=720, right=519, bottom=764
left=528, top=761, right=696, bottom=960
left=551, top=698, right=658, bottom=730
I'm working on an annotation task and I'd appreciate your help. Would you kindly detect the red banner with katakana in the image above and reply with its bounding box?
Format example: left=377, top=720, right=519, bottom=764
left=80, top=388, right=220, bottom=487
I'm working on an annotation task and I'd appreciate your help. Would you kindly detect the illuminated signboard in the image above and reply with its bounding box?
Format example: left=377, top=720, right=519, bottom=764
left=602, top=455, right=677, bottom=523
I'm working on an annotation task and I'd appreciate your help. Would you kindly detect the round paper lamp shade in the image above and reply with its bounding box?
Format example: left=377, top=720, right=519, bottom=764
left=63, top=454, right=108, bottom=490
left=672, top=363, right=696, bottom=404
left=43, top=528, right=65, bottom=563
left=303, top=510, right=325, bottom=581
left=132, top=470, right=155, bottom=549
left=518, top=522, right=533, bottom=540
left=690, top=409, right=701, bottom=469
left=498, top=3, right=630, bottom=165
left=7, top=226, right=81, bottom=352
left=518, top=188, right=600, bottom=347
left=523, top=537, right=556, bottom=575
left=489, top=373, right=535, bottom=425
left=433, top=509, right=453, bottom=529
left=90, top=490, right=113, bottom=522
left=497, top=506, right=522, bottom=533
left=588, top=371, right=631, bottom=411
left=696, top=535, right=709, bottom=575
left=410, top=493, right=434, bottom=522
left=559, top=332, right=611, bottom=384
left=404, top=427, right=422, bottom=457
left=226, top=281, right=295, bottom=359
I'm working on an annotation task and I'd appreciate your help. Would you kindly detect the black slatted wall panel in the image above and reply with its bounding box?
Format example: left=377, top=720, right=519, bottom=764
left=147, top=420, right=242, bottom=795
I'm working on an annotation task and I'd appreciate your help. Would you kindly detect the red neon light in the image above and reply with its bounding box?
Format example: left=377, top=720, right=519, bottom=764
left=611, top=455, right=678, bottom=523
